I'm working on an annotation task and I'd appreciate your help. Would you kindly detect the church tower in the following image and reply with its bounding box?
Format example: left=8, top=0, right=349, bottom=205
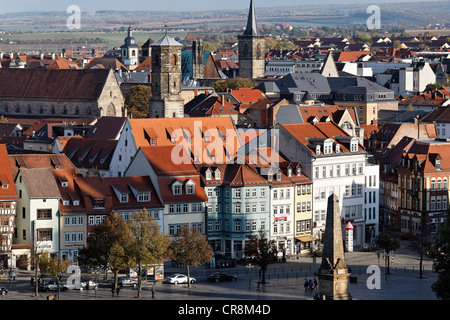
left=192, top=39, right=204, bottom=81
left=238, top=0, right=265, bottom=79
left=120, top=26, right=140, bottom=70
left=148, top=33, right=184, bottom=118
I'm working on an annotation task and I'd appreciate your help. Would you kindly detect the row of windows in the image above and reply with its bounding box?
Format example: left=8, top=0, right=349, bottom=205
left=314, top=163, right=364, bottom=179
left=207, top=219, right=267, bottom=233
left=169, top=203, right=203, bottom=214
left=3, top=105, right=91, bottom=116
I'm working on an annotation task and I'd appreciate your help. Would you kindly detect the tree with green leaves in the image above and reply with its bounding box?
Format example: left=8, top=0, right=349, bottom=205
left=430, top=211, right=450, bottom=300
left=169, top=226, right=212, bottom=288
left=78, top=211, right=133, bottom=294
left=375, top=233, right=400, bottom=274
left=211, top=78, right=257, bottom=93
left=244, top=230, right=276, bottom=284
left=38, top=253, right=72, bottom=300
left=125, top=85, right=152, bottom=118
left=127, top=209, right=171, bottom=298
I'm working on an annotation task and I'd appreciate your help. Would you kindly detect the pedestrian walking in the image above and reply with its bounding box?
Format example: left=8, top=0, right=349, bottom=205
left=304, top=279, right=308, bottom=290
left=313, top=278, right=318, bottom=290
left=116, top=286, right=120, bottom=297
left=308, top=279, right=314, bottom=290
left=256, top=281, right=261, bottom=292
left=151, top=282, right=155, bottom=299
left=30, top=277, right=34, bottom=288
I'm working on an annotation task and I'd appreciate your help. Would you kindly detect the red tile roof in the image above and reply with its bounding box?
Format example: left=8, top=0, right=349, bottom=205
left=0, top=144, right=18, bottom=201
left=230, top=88, right=268, bottom=104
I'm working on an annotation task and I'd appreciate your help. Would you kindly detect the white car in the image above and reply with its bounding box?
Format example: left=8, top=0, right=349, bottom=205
left=164, top=273, right=196, bottom=285
left=80, top=280, right=99, bottom=290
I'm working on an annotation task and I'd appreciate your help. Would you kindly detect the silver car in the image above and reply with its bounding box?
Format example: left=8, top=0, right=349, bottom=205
left=118, top=277, right=138, bottom=288
left=164, top=273, right=196, bottom=285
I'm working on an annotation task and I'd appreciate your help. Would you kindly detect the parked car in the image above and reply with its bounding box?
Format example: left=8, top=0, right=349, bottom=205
left=80, top=280, right=99, bottom=290
left=0, top=287, right=7, bottom=295
left=207, top=272, right=237, bottom=282
left=118, top=277, right=138, bottom=288
left=164, top=273, right=196, bottom=285
left=40, top=278, right=69, bottom=292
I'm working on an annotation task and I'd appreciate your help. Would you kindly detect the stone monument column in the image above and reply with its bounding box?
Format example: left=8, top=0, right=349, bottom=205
left=315, top=194, right=352, bottom=300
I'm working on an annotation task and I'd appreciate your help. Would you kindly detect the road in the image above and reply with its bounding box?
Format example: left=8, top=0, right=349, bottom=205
left=0, top=240, right=439, bottom=301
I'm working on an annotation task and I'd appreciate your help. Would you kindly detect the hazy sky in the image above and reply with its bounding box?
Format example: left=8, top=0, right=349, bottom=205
left=0, top=0, right=440, bottom=14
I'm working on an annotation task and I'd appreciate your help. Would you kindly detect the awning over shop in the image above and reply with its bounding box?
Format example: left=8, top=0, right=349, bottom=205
left=296, top=236, right=317, bottom=242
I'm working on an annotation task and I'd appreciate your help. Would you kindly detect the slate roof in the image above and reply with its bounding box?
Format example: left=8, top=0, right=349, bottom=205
left=0, top=69, right=113, bottom=102
left=21, top=167, right=61, bottom=199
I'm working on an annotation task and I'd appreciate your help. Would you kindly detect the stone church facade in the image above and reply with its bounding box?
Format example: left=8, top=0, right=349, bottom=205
left=238, top=0, right=265, bottom=79
left=0, top=68, right=125, bottom=118
left=148, top=35, right=185, bottom=118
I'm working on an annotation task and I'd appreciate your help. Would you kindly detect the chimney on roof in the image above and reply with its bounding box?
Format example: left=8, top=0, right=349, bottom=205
left=0, top=52, right=3, bottom=59
left=51, top=52, right=55, bottom=60
left=40, top=53, right=44, bottom=60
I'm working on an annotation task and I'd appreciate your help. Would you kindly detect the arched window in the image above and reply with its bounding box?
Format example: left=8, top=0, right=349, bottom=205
left=131, top=50, right=136, bottom=57
left=15, top=105, right=20, bottom=113
left=437, top=178, right=442, bottom=190
left=39, top=106, right=43, bottom=114
left=75, top=106, right=80, bottom=115
left=256, top=43, right=262, bottom=60
left=171, top=54, right=177, bottom=66
left=431, top=178, right=436, bottom=191
left=51, top=106, right=56, bottom=114
left=63, top=106, right=68, bottom=115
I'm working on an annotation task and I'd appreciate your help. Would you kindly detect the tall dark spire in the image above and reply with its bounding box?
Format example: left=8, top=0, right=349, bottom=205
left=243, top=0, right=258, bottom=36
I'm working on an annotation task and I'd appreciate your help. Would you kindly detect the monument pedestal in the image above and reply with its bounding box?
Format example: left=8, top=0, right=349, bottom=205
left=316, top=270, right=352, bottom=300
left=315, top=194, right=352, bottom=300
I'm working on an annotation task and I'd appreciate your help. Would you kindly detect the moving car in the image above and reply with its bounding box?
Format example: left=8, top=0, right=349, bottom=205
left=164, top=273, right=196, bottom=285
left=80, top=280, right=99, bottom=290
left=207, top=272, right=237, bottom=282
left=0, top=287, right=7, bottom=295
left=40, top=278, right=69, bottom=292
left=118, top=277, right=138, bottom=288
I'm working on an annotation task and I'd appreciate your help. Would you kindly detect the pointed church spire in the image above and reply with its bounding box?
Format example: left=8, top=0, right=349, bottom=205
left=243, top=0, right=258, bottom=36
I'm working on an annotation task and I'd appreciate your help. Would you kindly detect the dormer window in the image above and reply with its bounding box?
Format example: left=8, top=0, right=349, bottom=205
left=316, top=145, right=321, bottom=155
left=92, top=198, right=105, bottom=209
left=215, top=169, right=221, bottom=180
left=205, top=169, right=212, bottom=181
left=296, top=167, right=301, bottom=176
left=185, top=180, right=196, bottom=195
left=173, top=184, right=181, bottom=195
left=277, top=173, right=282, bottom=181
left=336, top=144, right=340, bottom=153
left=63, top=200, right=70, bottom=206
left=324, top=140, right=333, bottom=154
left=287, top=168, right=292, bottom=177
left=138, top=192, right=150, bottom=202
left=436, top=159, right=441, bottom=170
left=61, top=182, right=68, bottom=187
left=120, top=193, right=129, bottom=203
left=268, top=174, right=273, bottom=182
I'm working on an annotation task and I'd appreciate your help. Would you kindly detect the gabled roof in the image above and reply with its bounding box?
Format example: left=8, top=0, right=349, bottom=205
left=129, top=117, right=240, bottom=163
left=0, top=144, right=18, bottom=201
left=279, top=121, right=363, bottom=154
left=140, top=145, right=199, bottom=176
left=222, top=163, right=269, bottom=186
left=63, top=137, right=117, bottom=170
left=21, top=167, right=61, bottom=199
left=85, top=116, right=127, bottom=140
left=229, top=88, right=267, bottom=104
left=0, top=68, right=114, bottom=102
left=8, top=153, right=77, bottom=180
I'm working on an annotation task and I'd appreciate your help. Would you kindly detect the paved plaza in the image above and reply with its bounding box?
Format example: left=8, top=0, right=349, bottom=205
left=0, top=238, right=439, bottom=301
